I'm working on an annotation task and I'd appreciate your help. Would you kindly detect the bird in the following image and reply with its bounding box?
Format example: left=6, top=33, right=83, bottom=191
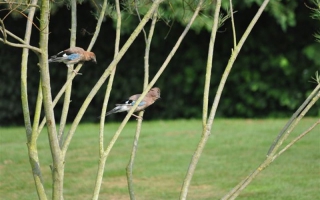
left=106, top=87, right=161, bottom=119
left=48, top=47, right=97, bottom=65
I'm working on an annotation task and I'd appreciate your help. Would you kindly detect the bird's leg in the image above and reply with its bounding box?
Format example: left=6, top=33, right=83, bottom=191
left=72, top=70, right=82, bottom=75
left=132, top=113, right=143, bottom=120
left=66, top=65, right=82, bottom=75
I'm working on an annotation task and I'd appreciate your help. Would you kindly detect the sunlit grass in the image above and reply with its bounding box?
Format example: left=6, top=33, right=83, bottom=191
left=0, top=118, right=319, bottom=200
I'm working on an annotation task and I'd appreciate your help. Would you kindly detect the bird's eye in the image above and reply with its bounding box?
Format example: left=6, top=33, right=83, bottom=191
left=125, top=100, right=134, bottom=105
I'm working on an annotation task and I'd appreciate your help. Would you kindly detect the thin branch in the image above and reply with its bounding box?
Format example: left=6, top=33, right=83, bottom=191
left=273, top=118, right=320, bottom=160
left=267, top=83, right=320, bottom=156
left=64, top=0, right=123, bottom=155
left=58, top=0, right=77, bottom=146
left=0, top=38, right=41, bottom=53
left=2, top=6, right=42, bottom=30
left=92, top=0, right=121, bottom=198
left=0, top=25, right=25, bottom=44
left=0, top=18, right=41, bottom=54
left=0, top=2, right=40, bottom=8
left=206, top=0, right=271, bottom=129
left=126, top=6, right=159, bottom=200
left=2, top=3, right=19, bottom=20
left=210, top=2, right=273, bottom=199
left=229, top=0, right=237, bottom=48
left=210, top=0, right=271, bottom=123
left=222, top=87, right=320, bottom=200
left=268, top=87, right=320, bottom=158
left=126, top=114, right=143, bottom=200
left=202, top=0, right=221, bottom=127
left=134, top=0, right=147, bottom=43
left=28, top=81, right=48, bottom=199
left=37, top=70, right=82, bottom=136
left=181, top=1, right=220, bottom=199
left=87, top=0, right=109, bottom=51
left=21, top=0, right=47, bottom=198
left=182, top=0, right=271, bottom=199
left=0, top=19, right=7, bottom=42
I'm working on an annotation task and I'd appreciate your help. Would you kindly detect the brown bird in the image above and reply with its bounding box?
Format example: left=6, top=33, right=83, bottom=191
left=106, top=87, right=161, bottom=118
left=48, top=47, right=97, bottom=65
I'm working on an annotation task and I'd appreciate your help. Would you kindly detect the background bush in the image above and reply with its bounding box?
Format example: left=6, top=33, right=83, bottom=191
left=0, top=1, right=319, bottom=125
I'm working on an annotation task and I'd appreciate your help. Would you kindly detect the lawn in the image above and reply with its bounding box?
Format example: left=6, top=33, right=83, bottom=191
left=0, top=118, right=319, bottom=200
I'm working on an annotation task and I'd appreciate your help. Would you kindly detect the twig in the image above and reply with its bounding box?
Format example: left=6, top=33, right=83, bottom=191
left=0, top=23, right=41, bottom=54
left=229, top=0, right=237, bottom=48
left=134, top=0, right=147, bottom=44
left=273, top=118, right=320, bottom=160
left=0, top=2, right=40, bottom=8
left=0, top=19, right=7, bottom=42
left=0, top=38, right=41, bottom=53
left=0, top=25, right=25, bottom=44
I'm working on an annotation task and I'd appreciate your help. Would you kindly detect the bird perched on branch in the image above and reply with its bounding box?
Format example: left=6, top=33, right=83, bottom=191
left=106, top=87, right=161, bottom=119
left=48, top=47, right=97, bottom=65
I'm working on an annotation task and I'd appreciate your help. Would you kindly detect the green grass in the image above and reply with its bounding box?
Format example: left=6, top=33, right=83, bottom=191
left=0, top=118, right=319, bottom=200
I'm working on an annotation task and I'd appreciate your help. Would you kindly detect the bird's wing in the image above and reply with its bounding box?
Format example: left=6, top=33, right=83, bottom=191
left=64, top=53, right=81, bottom=61
left=106, top=105, right=129, bottom=115
left=115, top=99, right=146, bottom=107
left=64, top=47, right=85, bottom=54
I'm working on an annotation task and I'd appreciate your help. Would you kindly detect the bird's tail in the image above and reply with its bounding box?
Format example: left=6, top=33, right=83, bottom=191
left=48, top=51, right=65, bottom=63
left=48, top=56, right=66, bottom=63
left=106, top=107, right=121, bottom=116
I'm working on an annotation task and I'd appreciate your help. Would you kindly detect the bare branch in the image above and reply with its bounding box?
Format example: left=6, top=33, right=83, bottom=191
left=273, top=118, right=320, bottom=160
left=0, top=20, right=41, bottom=54
left=0, top=2, right=40, bottom=8
left=127, top=6, right=159, bottom=200
left=0, top=19, right=7, bottom=42
left=181, top=1, right=220, bottom=199
left=93, top=0, right=122, bottom=198
left=58, top=0, right=78, bottom=146
left=267, top=83, right=320, bottom=156
left=21, top=0, right=48, bottom=198
left=0, top=38, right=41, bottom=53
left=135, top=0, right=148, bottom=44
left=222, top=84, right=320, bottom=200
left=229, top=0, right=237, bottom=47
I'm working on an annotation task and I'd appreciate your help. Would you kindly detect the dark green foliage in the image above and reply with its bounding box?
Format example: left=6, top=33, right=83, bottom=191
left=0, top=1, right=319, bottom=125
